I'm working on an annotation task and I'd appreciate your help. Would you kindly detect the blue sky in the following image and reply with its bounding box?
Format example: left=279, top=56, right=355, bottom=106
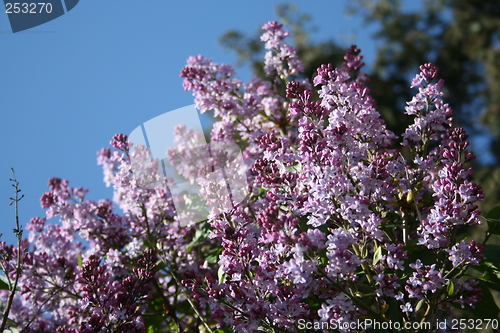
left=0, top=1, right=412, bottom=245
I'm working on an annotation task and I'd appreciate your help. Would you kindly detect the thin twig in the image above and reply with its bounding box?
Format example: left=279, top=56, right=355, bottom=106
left=170, top=269, right=214, bottom=333
left=1, top=169, right=25, bottom=331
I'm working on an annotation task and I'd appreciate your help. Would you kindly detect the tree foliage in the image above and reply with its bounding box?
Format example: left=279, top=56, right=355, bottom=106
left=350, top=0, right=500, bottom=155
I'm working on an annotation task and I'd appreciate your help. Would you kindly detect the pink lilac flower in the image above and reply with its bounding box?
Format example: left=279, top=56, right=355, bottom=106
left=261, top=21, right=304, bottom=80
left=1, top=21, right=487, bottom=333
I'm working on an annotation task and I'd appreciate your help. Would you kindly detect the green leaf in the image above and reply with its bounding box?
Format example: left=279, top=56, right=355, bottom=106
left=487, top=206, right=500, bottom=220
left=373, top=245, right=382, bottom=266
left=473, top=254, right=500, bottom=292
left=187, top=229, right=207, bottom=252
left=485, top=206, right=500, bottom=234
left=483, top=244, right=500, bottom=264
left=298, top=214, right=312, bottom=232
left=144, top=291, right=168, bottom=332
left=477, top=268, right=500, bottom=292
left=387, top=297, right=402, bottom=325
left=167, top=321, right=179, bottom=333
left=488, top=223, right=500, bottom=235
left=147, top=292, right=166, bottom=312
left=145, top=317, right=163, bottom=333
left=482, top=258, right=500, bottom=273
left=306, top=294, right=323, bottom=313
left=415, top=299, right=426, bottom=312
left=218, top=265, right=227, bottom=283
left=317, top=248, right=328, bottom=269
left=447, top=280, right=455, bottom=296
left=474, top=245, right=500, bottom=291
left=77, top=253, right=83, bottom=267
left=204, top=246, right=222, bottom=264
left=187, top=220, right=213, bottom=252
left=0, top=275, right=10, bottom=290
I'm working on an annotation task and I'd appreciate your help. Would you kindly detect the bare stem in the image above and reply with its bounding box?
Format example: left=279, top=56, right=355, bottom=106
left=1, top=169, right=25, bottom=331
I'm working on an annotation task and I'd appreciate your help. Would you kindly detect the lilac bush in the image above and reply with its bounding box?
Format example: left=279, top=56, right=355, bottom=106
left=2, top=21, right=500, bottom=333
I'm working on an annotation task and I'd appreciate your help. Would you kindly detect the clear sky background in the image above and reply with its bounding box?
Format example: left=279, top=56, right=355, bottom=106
left=0, top=1, right=421, bottom=246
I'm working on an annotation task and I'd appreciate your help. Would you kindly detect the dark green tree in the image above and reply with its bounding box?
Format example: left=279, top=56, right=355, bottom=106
left=350, top=0, right=500, bottom=156
left=349, top=0, right=500, bottom=212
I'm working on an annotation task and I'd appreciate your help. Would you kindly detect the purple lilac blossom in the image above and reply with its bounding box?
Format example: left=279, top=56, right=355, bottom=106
left=0, top=21, right=488, bottom=333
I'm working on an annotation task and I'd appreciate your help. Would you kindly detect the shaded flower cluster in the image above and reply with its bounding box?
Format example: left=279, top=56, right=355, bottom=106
left=0, top=140, right=219, bottom=331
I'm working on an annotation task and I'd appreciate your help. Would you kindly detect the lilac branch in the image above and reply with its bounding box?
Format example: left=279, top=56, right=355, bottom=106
left=1, top=169, right=25, bottom=332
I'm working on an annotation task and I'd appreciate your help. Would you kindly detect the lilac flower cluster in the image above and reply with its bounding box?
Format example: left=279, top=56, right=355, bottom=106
left=417, top=127, right=484, bottom=249
left=179, top=23, right=486, bottom=331
left=1, top=21, right=491, bottom=333
left=0, top=135, right=219, bottom=331
left=402, top=63, right=453, bottom=150
left=261, top=21, right=304, bottom=80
